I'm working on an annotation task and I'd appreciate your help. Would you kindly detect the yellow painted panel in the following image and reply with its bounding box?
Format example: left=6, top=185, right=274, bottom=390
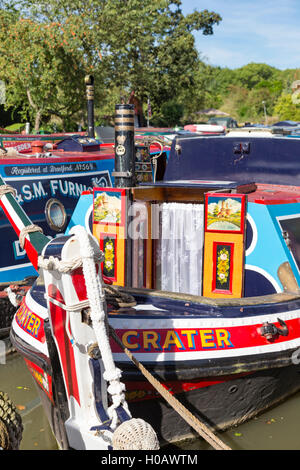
left=202, top=232, right=244, bottom=298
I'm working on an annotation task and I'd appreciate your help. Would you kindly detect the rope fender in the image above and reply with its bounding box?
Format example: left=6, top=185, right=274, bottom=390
left=0, top=392, right=23, bottom=450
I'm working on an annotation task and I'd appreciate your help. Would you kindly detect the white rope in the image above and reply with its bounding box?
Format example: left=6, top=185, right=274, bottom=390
left=38, top=251, right=103, bottom=273
left=43, top=294, right=90, bottom=311
left=69, top=226, right=131, bottom=429
left=0, top=184, right=17, bottom=198
left=150, top=140, right=163, bottom=183
left=19, top=224, right=44, bottom=249
left=4, top=287, right=19, bottom=307
left=39, top=226, right=159, bottom=448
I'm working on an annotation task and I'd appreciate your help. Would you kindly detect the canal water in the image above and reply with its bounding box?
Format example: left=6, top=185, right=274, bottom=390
left=1, top=339, right=300, bottom=451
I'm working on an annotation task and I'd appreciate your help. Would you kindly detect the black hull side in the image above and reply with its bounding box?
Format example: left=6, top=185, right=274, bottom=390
left=10, top=326, right=300, bottom=447
left=127, top=363, right=300, bottom=445
left=10, top=325, right=70, bottom=450
left=35, top=383, right=69, bottom=450
left=20, top=361, right=300, bottom=448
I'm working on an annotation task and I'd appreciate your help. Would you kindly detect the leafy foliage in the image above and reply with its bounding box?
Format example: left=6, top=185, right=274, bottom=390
left=274, top=93, right=300, bottom=121
left=0, top=0, right=299, bottom=129
left=0, top=0, right=221, bottom=130
left=0, top=9, right=99, bottom=130
left=205, top=63, right=300, bottom=124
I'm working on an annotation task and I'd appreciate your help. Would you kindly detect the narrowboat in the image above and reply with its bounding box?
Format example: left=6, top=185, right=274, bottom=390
left=4, top=104, right=300, bottom=449
left=0, top=82, right=170, bottom=332
left=0, top=131, right=86, bottom=154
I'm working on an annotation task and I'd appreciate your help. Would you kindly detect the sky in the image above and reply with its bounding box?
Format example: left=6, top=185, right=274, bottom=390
left=181, top=0, right=300, bottom=70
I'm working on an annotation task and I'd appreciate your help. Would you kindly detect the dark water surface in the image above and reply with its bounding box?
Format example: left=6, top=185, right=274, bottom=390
left=0, top=346, right=58, bottom=450
left=1, top=345, right=300, bottom=451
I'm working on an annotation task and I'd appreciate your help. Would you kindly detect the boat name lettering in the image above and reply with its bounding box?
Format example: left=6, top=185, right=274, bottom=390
left=3, top=142, right=32, bottom=151
left=15, top=179, right=94, bottom=203
left=4, top=162, right=97, bottom=177
left=120, top=328, right=234, bottom=352
left=15, top=302, right=42, bottom=339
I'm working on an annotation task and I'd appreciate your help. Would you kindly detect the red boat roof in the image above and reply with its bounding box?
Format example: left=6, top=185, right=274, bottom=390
left=248, top=183, right=300, bottom=204
left=0, top=147, right=115, bottom=164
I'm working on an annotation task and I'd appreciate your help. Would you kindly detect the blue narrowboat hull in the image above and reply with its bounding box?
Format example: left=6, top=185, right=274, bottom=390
left=6, top=128, right=300, bottom=448
left=0, top=153, right=114, bottom=284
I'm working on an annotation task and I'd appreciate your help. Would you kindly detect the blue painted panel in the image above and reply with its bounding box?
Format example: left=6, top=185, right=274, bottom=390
left=164, top=135, right=300, bottom=186
left=0, top=158, right=114, bottom=283
left=245, top=202, right=286, bottom=294
left=245, top=201, right=300, bottom=295
left=65, top=192, right=93, bottom=235
left=267, top=202, right=300, bottom=285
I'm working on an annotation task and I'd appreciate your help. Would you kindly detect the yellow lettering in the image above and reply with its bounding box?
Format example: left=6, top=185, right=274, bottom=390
left=143, top=331, right=160, bottom=350
left=122, top=331, right=139, bottom=349
left=31, top=317, right=41, bottom=338
left=181, top=330, right=197, bottom=348
left=163, top=330, right=184, bottom=350
left=26, top=314, right=34, bottom=332
left=199, top=329, right=215, bottom=348
left=216, top=329, right=232, bottom=348
left=16, top=305, right=27, bottom=325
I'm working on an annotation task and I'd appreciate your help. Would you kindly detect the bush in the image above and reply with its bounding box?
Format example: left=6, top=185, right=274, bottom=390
left=160, top=101, right=184, bottom=127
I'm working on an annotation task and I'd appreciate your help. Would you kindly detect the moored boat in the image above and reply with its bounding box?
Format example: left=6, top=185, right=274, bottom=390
left=4, top=105, right=300, bottom=449
left=0, top=81, right=170, bottom=331
left=184, top=123, right=225, bottom=134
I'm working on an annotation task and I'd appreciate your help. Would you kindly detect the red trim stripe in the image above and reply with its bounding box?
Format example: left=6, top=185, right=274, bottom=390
left=48, top=284, right=80, bottom=405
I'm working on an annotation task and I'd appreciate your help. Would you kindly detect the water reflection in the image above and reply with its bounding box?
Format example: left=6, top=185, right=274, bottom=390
left=171, top=391, right=300, bottom=450
left=0, top=345, right=58, bottom=450
left=1, top=345, right=300, bottom=450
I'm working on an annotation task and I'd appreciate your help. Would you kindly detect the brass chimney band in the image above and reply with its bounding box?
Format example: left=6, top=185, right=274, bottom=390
left=115, top=108, right=134, bottom=116
left=115, top=117, right=134, bottom=123
left=86, top=85, right=94, bottom=100
left=115, top=125, right=134, bottom=131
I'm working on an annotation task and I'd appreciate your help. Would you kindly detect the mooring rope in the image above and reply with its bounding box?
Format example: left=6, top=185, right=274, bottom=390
left=0, top=184, right=16, bottom=198
left=38, top=251, right=103, bottom=273
left=19, top=224, right=44, bottom=249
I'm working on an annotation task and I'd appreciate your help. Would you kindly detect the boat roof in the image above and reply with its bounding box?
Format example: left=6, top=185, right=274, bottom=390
left=163, top=133, right=300, bottom=187
left=0, top=147, right=115, bottom=164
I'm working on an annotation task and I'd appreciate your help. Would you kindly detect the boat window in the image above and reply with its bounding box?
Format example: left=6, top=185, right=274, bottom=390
left=45, top=198, right=67, bottom=232
left=153, top=202, right=204, bottom=295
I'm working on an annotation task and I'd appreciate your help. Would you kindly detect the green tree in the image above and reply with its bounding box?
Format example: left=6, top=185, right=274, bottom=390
left=159, top=100, right=184, bottom=126
left=220, top=85, right=248, bottom=121
left=211, top=63, right=287, bottom=123
left=274, top=93, right=300, bottom=121
left=1, top=0, right=222, bottom=127
left=234, top=63, right=280, bottom=89
left=0, top=9, right=101, bottom=130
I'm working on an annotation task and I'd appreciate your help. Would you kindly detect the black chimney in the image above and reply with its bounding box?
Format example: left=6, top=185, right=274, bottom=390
left=113, top=104, right=135, bottom=188
left=85, top=75, right=95, bottom=138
